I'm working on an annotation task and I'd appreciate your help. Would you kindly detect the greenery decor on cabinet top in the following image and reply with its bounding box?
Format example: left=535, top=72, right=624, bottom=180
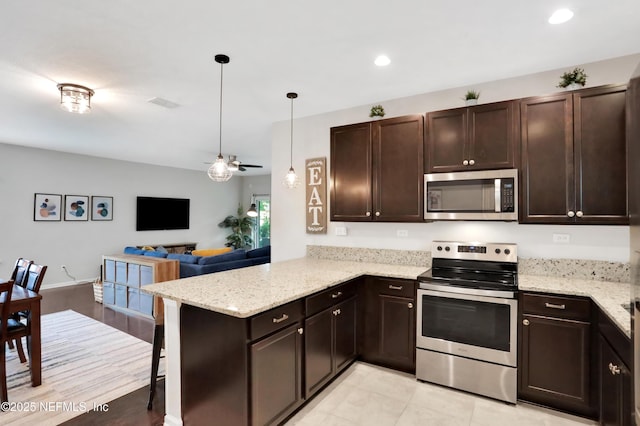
left=218, top=205, right=254, bottom=249
left=369, top=105, right=385, bottom=118
left=557, top=67, right=587, bottom=88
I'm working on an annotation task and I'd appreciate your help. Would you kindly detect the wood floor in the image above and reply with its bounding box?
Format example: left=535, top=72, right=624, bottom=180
left=41, top=283, right=166, bottom=426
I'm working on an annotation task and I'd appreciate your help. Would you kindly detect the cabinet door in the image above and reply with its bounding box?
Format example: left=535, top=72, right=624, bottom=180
left=372, top=115, right=424, bottom=221
left=251, top=322, right=303, bottom=426
left=468, top=101, right=518, bottom=170
left=599, top=335, right=632, bottom=426
left=574, top=85, right=628, bottom=224
left=304, top=309, right=333, bottom=397
left=334, top=297, right=357, bottom=373
left=426, top=108, right=467, bottom=172
left=379, top=294, right=416, bottom=372
left=519, top=314, right=592, bottom=416
left=330, top=122, right=372, bottom=221
left=520, top=94, right=575, bottom=223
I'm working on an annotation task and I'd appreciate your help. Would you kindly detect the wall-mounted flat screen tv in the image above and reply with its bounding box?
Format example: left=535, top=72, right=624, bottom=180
left=136, top=196, right=190, bottom=231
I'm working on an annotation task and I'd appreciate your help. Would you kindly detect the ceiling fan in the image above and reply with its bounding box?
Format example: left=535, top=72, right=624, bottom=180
left=204, top=155, right=263, bottom=172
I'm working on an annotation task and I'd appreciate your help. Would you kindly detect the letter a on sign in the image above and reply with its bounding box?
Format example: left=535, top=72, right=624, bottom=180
left=306, top=157, right=326, bottom=234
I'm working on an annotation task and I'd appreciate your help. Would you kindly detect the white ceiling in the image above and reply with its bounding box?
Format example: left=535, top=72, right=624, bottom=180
left=1, top=1, right=639, bottom=176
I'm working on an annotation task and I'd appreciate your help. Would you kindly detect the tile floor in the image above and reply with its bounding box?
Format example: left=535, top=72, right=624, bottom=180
left=286, top=362, right=596, bottom=426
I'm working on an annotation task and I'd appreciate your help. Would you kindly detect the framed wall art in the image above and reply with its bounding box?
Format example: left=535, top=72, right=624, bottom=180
left=91, top=196, right=113, bottom=221
left=64, top=195, right=89, bottom=221
left=305, top=157, right=327, bottom=234
left=34, top=193, right=62, bottom=221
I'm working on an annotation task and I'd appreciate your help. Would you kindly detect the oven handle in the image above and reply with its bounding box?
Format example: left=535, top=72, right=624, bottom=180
left=417, top=286, right=518, bottom=306
left=418, top=282, right=516, bottom=299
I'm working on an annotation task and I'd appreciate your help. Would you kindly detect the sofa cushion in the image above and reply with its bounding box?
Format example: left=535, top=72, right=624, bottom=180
left=198, top=249, right=246, bottom=265
left=167, top=253, right=201, bottom=264
left=192, top=247, right=233, bottom=257
left=246, top=246, right=271, bottom=259
left=143, top=251, right=168, bottom=258
left=124, top=246, right=146, bottom=255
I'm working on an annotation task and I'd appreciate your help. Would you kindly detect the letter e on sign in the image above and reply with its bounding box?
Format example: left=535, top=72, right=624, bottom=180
left=306, top=157, right=326, bottom=234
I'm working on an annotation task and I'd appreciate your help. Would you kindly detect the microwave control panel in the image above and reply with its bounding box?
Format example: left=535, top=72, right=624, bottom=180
left=501, top=179, right=515, bottom=212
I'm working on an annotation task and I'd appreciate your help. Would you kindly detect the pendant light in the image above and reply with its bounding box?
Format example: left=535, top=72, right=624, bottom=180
left=283, top=92, right=300, bottom=189
left=207, top=54, right=233, bottom=182
left=247, top=203, right=258, bottom=217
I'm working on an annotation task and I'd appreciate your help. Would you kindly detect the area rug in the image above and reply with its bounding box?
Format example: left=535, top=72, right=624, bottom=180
left=2, top=309, right=159, bottom=425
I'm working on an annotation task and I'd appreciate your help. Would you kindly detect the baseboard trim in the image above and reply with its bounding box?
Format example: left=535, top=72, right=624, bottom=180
left=41, top=279, right=93, bottom=290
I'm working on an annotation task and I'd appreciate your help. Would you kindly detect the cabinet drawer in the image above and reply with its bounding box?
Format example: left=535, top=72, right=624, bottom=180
left=306, top=281, right=357, bottom=317
left=372, top=278, right=416, bottom=298
left=127, top=264, right=140, bottom=287
left=250, top=300, right=304, bottom=341
left=521, top=293, right=591, bottom=321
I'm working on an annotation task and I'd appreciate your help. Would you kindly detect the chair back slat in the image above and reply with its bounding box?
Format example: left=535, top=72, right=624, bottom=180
left=24, top=264, right=47, bottom=293
left=10, top=258, right=32, bottom=287
left=0, top=280, right=14, bottom=340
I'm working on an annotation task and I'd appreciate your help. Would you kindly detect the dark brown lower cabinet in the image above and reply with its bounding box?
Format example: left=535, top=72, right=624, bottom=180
left=305, top=297, right=357, bottom=398
left=518, top=293, right=596, bottom=418
left=359, top=277, right=416, bottom=372
left=251, top=322, right=304, bottom=426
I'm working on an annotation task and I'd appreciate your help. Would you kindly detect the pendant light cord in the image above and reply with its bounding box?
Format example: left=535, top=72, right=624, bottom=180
left=289, top=96, right=294, bottom=168
left=219, top=61, right=224, bottom=156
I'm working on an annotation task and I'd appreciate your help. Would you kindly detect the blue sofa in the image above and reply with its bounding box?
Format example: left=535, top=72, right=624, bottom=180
left=123, top=246, right=271, bottom=278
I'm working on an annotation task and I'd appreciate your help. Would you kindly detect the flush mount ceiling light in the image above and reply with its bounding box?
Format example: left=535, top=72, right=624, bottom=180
left=374, top=55, right=391, bottom=67
left=57, top=83, right=94, bottom=114
left=548, top=8, right=574, bottom=24
left=283, top=92, right=300, bottom=189
left=207, top=54, right=233, bottom=182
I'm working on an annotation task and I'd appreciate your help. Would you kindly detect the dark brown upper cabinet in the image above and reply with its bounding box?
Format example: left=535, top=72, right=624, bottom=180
left=520, top=84, right=627, bottom=224
left=330, top=115, right=424, bottom=222
left=426, top=100, right=519, bottom=173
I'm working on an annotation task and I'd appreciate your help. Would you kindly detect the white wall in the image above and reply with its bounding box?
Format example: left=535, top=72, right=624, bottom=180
left=270, top=54, right=640, bottom=263
left=0, top=143, right=242, bottom=287
left=241, top=175, right=271, bottom=208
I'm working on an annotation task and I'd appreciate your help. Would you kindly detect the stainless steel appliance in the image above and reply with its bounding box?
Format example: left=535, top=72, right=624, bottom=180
left=424, top=168, right=517, bottom=221
left=629, top=62, right=640, bottom=424
left=416, top=241, right=518, bottom=403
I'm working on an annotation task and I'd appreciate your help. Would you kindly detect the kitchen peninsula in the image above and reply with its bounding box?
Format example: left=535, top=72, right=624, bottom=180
left=143, top=256, right=630, bottom=426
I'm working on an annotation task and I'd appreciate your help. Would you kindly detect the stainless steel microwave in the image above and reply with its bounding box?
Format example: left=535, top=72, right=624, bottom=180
left=424, top=169, right=518, bottom=221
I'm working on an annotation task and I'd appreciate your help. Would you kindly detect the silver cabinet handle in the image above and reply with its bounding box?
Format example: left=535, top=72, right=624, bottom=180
left=375, top=211, right=380, bottom=217
left=576, top=210, right=583, bottom=218
left=567, top=210, right=575, bottom=218
left=366, top=211, right=371, bottom=216
left=609, top=362, right=621, bottom=375
left=298, top=327, right=304, bottom=335
left=469, top=159, right=475, bottom=165
left=331, top=291, right=343, bottom=299
left=332, top=309, right=341, bottom=316
left=389, top=284, right=403, bottom=290
left=544, top=302, right=566, bottom=310
left=272, top=313, right=289, bottom=323
left=408, top=303, right=414, bottom=309
left=523, top=319, right=530, bottom=326
left=463, top=160, right=469, bottom=166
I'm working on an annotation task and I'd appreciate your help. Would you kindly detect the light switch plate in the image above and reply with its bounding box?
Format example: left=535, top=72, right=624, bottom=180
left=553, top=233, right=570, bottom=243
left=335, top=227, right=347, bottom=236
left=397, top=230, right=409, bottom=237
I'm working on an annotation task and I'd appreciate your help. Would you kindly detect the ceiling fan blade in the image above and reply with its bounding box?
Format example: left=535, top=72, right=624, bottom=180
left=239, top=164, right=263, bottom=168
left=239, top=165, right=246, bottom=171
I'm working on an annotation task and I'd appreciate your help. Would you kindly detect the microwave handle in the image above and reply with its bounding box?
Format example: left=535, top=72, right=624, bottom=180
left=494, top=179, right=501, bottom=213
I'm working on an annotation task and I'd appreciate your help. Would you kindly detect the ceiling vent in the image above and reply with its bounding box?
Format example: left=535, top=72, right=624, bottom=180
left=147, top=97, right=180, bottom=109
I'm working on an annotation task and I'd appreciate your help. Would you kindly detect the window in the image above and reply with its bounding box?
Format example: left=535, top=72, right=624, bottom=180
left=252, top=195, right=270, bottom=249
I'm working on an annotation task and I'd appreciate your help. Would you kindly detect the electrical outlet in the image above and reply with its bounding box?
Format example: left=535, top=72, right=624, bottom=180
left=61, top=264, right=66, bottom=271
left=397, top=229, right=409, bottom=237
left=553, top=233, right=570, bottom=244
left=335, top=227, right=347, bottom=236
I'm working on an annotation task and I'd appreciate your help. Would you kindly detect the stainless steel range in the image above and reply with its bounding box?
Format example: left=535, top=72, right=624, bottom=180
left=416, top=241, right=518, bottom=403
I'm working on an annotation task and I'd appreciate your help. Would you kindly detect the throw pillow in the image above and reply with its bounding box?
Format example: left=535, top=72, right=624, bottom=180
left=192, top=247, right=233, bottom=257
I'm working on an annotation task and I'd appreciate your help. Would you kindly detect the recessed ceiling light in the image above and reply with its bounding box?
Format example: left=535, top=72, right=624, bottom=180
left=374, top=55, right=391, bottom=67
left=549, top=8, right=574, bottom=24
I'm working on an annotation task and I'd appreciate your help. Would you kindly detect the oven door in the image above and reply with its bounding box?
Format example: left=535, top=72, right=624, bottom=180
left=417, top=286, right=517, bottom=367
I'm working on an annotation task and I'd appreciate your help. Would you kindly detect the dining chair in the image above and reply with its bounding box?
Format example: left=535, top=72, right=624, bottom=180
left=10, top=258, right=32, bottom=287
left=0, top=280, right=16, bottom=402
left=11, top=264, right=47, bottom=363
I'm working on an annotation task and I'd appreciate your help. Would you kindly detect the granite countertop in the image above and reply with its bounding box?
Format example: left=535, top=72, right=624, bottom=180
left=142, top=257, right=427, bottom=318
left=519, top=274, right=631, bottom=337
left=143, top=257, right=631, bottom=337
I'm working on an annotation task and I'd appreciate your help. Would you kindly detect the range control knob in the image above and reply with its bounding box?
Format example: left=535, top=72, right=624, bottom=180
left=437, top=246, right=443, bottom=251
left=445, top=246, right=450, bottom=252
left=495, top=248, right=501, bottom=254
left=504, top=249, right=511, bottom=255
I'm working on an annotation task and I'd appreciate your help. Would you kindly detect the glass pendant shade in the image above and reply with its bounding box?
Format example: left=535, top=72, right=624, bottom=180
left=57, top=83, right=94, bottom=114
left=208, top=154, right=232, bottom=182
left=247, top=203, right=258, bottom=217
left=283, top=166, right=300, bottom=189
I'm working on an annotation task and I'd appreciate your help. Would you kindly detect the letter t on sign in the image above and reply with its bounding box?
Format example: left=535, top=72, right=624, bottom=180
left=305, top=157, right=327, bottom=234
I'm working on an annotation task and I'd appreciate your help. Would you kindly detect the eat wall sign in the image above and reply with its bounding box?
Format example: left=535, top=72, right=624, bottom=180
left=306, top=157, right=326, bottom=234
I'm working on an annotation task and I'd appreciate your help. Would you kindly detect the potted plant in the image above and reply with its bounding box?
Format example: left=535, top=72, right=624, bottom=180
left=369, top=104, right=385, bottom=118
left=218, top=205, right=255, bottom=249
left=463, top=90, right=480, bottom=106
left=557, top=67, right=587, bottom=90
